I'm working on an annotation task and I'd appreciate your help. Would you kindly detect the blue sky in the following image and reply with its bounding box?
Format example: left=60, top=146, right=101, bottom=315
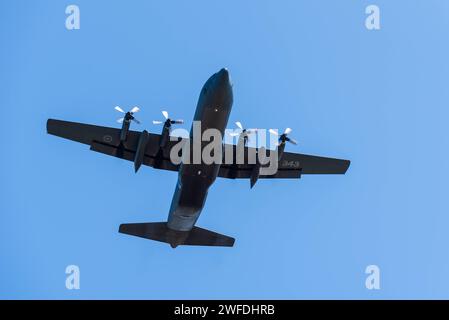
left=1, top=0, right=449, bottom=299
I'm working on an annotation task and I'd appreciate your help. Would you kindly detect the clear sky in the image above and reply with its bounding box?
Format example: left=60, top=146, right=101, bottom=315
left=1, top=0, right=449, bottom=299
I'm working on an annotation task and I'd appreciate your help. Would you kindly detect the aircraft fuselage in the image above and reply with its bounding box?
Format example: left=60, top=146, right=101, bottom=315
left=167, top=68, right=233, bottom=232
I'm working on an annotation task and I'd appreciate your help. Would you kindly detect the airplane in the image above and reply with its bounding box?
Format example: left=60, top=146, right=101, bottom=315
left=46, top=68, right=350, bottom=248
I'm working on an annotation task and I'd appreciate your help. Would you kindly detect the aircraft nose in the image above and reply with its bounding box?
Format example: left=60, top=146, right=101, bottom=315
left=218, top=68, right=229, bottom=76
left=216, top=68, right=230, bottom=84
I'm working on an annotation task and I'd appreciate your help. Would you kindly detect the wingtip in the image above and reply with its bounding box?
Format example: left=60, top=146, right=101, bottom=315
left=341, top=159, right=351, bottom=174
left=46, top=119, right=52, bottom=133
left=46, top=118, right=59, bottom=135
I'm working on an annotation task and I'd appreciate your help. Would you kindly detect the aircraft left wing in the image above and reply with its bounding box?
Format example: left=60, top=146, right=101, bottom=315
left=46, top=119, right=180, bottom=172
left=218, top=145, right=350, bottom=179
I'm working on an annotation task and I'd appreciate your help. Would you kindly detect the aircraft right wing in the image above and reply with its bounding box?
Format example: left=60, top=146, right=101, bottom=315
left=47, top=119, right=182, bottom=172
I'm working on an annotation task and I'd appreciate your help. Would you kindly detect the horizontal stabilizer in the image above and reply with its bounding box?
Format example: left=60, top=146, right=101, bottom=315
left=119, top=222, right=235, bottom=248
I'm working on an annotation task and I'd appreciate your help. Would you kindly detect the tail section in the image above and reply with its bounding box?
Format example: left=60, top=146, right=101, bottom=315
left=119, top=222, right=235, bottom=248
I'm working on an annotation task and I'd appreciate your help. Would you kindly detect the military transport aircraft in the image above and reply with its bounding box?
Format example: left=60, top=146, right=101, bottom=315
left=47, top=68, right=350, bottom=248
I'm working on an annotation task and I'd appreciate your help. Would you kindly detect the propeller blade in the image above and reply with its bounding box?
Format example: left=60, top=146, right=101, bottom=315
left=269, top=129, right=279, bottom=136
left=235, top=121, right=243, bottom=130
left=229, top=132, right=240, bottom=137
left=288, top=138, right=298, bottom=145
left=172, top=119, right=184, bottom=124
left=130, top=106, right=140, bottom=113
left=153, top=120, right=163, bottom=125
left=117, top=117, right=124, bottom=123
left=132, top=118, right=141, bottom=125
left=247, top=129, right=258, bottom=134
left=115, top=106, right=125, bottom=113
left=162, top=111, right=169, bottom=119
left=284, top=127, right=292, bottom=135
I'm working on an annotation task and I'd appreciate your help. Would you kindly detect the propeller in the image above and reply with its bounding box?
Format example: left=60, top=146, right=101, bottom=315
left=115, top=106, right=141, bottom=124
left=229, top=121, right=258, bottom=143
left=269, top=127, right=298, bottom=145
left=152, top=110, right=184, bottom=126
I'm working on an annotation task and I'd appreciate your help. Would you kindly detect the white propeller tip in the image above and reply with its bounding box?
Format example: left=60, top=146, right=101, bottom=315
left=115, top=106, right=125, bottom=113
left=162, top=111, right=169, bottom=119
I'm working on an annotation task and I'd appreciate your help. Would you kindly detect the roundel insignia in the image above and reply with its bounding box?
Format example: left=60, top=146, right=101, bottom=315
left=103, top=135, right=113, bottom=143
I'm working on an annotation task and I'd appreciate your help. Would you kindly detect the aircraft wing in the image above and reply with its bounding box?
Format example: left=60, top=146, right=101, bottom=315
left=46, top=119, right=181, bottom=172
left=218, top=145, right=350, bottom=179
left=47, top=119, right=350, bottom=178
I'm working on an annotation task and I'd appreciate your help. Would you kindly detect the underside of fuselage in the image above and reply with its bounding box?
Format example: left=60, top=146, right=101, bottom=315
left=120, top=68, right=237, bottom=248
left=166, top=68, right=234, bottom=233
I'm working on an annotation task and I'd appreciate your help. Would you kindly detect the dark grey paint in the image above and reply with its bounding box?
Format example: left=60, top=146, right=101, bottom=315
left=167, top=68, right=233, bottom=232
left=46, top=68, right=350, bottom=248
